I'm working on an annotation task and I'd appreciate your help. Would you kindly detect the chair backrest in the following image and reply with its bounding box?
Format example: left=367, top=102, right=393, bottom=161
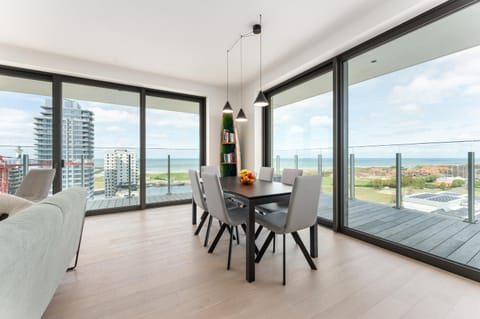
left=188, top=170, right=207, bottom=211
left=15, top=169, right=56, bottom=202
left=200, top=165, right=220, bottom=177
left=258, top=167, right=274, bottom=182
left=202, top=173, right=231, bottom=224
left=281, top=168, right=303, bottom=185
left=285, top=175, right=322, bottom=233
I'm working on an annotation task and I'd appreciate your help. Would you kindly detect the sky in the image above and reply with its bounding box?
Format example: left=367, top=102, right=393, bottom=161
left=2, top=44, right=480, bottom=162
left=0, top=92, right=199, bottom=160
left=273, top=44, right=480, bottom=159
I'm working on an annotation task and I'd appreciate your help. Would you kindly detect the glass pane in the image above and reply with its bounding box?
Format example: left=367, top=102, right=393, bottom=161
left=271, top=71, right=333, bottom=221
left=0, top=75, right=52, bottom=195
left=346, top=2, right=480, bottom=269
left=62, top=83, right=140, bottom=210
left=145, top=95, right=200, bottom=204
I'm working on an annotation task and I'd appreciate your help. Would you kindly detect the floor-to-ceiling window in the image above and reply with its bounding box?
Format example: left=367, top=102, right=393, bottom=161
left=269, top=70, right=334, bottom=221
left=345, top=2, right=480, bottom=270
left=145, top=95, right=200, bottom=204
left=0, top=74, right=53, bottom=194
left=62, top=83, right=141, bottom=211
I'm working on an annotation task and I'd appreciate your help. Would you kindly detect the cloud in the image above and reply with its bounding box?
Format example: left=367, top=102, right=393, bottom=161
left=289, top=125, right=305, bottom=134
left=309, top=116, right=332, bottom=128
left=399, top=103, right=418, bottom=113
left=87, top=106, right=139, bottom=124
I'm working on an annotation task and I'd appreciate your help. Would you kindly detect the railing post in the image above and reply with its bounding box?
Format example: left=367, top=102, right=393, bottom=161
left=294, top=154, right=298, bottom=169
left=22, top=154, right=29, bottom=177
left=396, top=153, right=402, bottom=209
left=167, top=154, right=171, bottom=195
left=317, top=154, right=323, bottom=176
left=467, top=152, right=477, bottom=223
left=276, top=155, right=281, bottom=175
left=80, top=155, right=84, bottom=187
left=128, top=154, right=132, bottom=198
left=349, top=154, right=355, bottom=200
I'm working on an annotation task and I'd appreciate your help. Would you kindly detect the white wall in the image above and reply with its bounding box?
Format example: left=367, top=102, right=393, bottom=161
left=0, top=43, right=226, bottom=166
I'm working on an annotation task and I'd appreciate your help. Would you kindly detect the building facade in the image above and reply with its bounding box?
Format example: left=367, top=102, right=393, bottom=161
left=104, top=149, right=137, bottom=198
left=34, top=99, right=95, bottom=198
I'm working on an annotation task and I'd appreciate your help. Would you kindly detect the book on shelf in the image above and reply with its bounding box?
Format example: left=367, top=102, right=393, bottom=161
left=223, top=152, right=236, bottom=163
left=222, top=129, right=235, bottom=144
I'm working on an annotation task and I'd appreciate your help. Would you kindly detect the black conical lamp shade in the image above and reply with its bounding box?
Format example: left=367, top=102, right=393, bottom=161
left=235, top=108, right=248, bottom=122
left=222, top=101, right=234, bottom=113
left=253, top=90, right=269, bottom=107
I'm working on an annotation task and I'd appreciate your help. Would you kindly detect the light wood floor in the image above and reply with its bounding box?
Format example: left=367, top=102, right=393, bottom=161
left=43, top=204, right=480, bottom=319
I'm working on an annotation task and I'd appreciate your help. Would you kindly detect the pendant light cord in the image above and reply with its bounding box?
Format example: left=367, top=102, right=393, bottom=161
left=259, top=14, right=263, bottom=91
left=240, top=35, right=243, bottom=109
left=226, top=49, right=229, bottom=100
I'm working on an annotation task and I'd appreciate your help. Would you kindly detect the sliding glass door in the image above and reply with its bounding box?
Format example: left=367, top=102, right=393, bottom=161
left=344, top=2, right=480, bottom=270
left=0, top=74, right=53, bottom=194
left=62, top=83, right=140, bottom=211
left=269, top=70, right=334, bottom=222
left=145, top=95, right=200, bottom=205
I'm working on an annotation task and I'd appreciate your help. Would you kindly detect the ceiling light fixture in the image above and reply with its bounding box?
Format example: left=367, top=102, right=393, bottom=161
left=222, top=49, right=234, bottom=113
left=253, top=15, right=269, bottom=107
left=236, top=35, right=248, bottom=122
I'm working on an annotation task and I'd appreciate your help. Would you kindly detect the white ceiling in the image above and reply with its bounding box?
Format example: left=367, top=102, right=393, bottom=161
left=0, top=0, right=447, bottom=88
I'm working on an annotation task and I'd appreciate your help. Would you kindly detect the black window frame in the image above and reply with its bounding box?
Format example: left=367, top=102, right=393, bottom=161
left=0, top=64, right=206, bottom=216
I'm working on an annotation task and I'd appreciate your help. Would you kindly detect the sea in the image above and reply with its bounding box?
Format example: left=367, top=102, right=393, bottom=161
left=93, top=157, right=469, bottom=173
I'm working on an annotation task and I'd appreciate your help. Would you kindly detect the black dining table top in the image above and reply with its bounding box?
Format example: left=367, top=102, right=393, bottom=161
left=220, top=176, right=292, bottom=199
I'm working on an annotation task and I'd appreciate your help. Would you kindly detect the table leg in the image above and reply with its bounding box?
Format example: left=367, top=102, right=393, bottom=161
left=310, top=224, right=318, bottom=258
left=192, top=198, right=197, bottom=225
left=246, top=201, right=255, bottom=282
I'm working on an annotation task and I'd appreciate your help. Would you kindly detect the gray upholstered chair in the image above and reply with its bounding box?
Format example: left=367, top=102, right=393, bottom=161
left=256, top=168, right=303, bottom=215
left=200, top=165, right=220, bottom=177
left=202, top=173, right=252, bottom=270
left=255, top=168, right=304, bottom=251
left=255, top=175, right=322, bottom=285
left=258, top=167, right=274, bottom=182
left=15, top=169, right=56, bottom=202
left=189, top=170, right=238, bottom=247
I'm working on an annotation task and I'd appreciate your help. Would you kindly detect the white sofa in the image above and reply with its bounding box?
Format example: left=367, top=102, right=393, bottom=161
left=0, top=187, right=87, bottom=319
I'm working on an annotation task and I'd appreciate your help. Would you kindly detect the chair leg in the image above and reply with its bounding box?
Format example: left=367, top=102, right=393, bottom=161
left=283, top=233, right=286, bottom=285
left=255, top=231, right=275, bottom=263
left=291, top=232, right=317, bottom=270
left=208, top=223, right=227, bottom=253
left=255, top=225, right=263, bottom=239
left=203, top=216, right=213, bottom=247
left=235, top=226, right=240, bottom=245
left=227, top=226, right=233, bottom=270
left=273, top=235, right=276, bottom=253
left=194, top=211, right=209, bottom=235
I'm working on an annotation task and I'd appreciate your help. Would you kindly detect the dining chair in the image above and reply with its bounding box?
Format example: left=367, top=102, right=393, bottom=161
left=15, top=169, right=56, bottom=202
left=200, top=165, right=221, bottom=177
left=189, top=170, right=238, bottom=247
left=255, top=168, right=303, bottom=251
left=258, top=167, right=274, bottom=182
left=255, top=175, right=322, bottom=285
left=202, top=173, right=252, bottom=270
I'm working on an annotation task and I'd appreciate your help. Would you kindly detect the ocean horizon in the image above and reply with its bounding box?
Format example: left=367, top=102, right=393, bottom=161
left=93, top=157, right=469, bottom=173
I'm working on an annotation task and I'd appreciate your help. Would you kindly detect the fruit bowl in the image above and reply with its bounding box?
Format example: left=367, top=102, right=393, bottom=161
left=239, top=169, right=256, bottom=185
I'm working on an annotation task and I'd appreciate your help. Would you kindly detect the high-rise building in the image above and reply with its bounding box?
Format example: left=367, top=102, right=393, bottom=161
left=34, top=99, right=95, bottom=198
left=104, top=150, right=137, bottom=198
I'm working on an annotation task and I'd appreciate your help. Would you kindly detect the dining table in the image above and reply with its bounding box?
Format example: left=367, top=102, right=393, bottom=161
left=192, top=176, right=318, bottom=283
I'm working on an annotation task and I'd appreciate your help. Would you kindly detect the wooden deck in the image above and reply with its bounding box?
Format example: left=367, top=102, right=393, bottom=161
left=86, top=192, right=192, bottom=211
left=317, top=193, right=480, bottom=269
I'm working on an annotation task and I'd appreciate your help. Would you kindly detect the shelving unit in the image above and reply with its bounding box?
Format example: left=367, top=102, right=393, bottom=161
left=220, top=113, right=241, bottom=176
